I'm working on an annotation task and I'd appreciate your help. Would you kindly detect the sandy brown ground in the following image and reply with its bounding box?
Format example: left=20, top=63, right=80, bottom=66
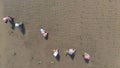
left=0, top=0, right=120, bottom=68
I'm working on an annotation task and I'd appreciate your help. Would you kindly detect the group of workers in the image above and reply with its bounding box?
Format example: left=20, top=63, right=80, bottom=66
left=3, top=16, right=90, bottom=63
left=53, top=49, right=90, bottom=63
left=3, top=16, right=24, bottom=29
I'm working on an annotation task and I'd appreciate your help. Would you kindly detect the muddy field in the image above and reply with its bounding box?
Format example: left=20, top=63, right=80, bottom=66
left=0, top=0, right=120, bottom=68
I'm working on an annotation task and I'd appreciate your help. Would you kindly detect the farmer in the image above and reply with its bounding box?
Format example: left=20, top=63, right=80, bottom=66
left=3, top=16, right=13, bottom=23
left=53, top=49, right=59, bottom=58
left=66, top=48, right=76, bottom=56
left=40, top=28, right=48, bottom=38
left=83, top=52, right=90, bottom=63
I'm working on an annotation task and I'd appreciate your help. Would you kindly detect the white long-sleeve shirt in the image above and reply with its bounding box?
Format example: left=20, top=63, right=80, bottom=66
left=40, top=28, right=45, bottom=34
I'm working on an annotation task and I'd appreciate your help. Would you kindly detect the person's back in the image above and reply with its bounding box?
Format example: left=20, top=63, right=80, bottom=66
left=53, top=49, right=59, bottom=57
left=68, top=49, right=76, bottom=55
left=15, top=23, right=20, bottom=28
left=84, top=52, right=90, bottom=60
left=3, top=16, right=12, bottom=23
left=40, top=28, right=45, bottom=34
left=15, top=22, right=23, bottom=28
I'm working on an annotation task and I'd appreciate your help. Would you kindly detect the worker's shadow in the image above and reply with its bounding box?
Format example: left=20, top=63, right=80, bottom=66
left=69, top=53, right=75, bottom=60
left=44, top=33, right=49, bottom=40
left=55, top=54, right=60, bottom=61
left=20, top=23, right=26, bottom=35
left=9, top=17, right=15, bottom=30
